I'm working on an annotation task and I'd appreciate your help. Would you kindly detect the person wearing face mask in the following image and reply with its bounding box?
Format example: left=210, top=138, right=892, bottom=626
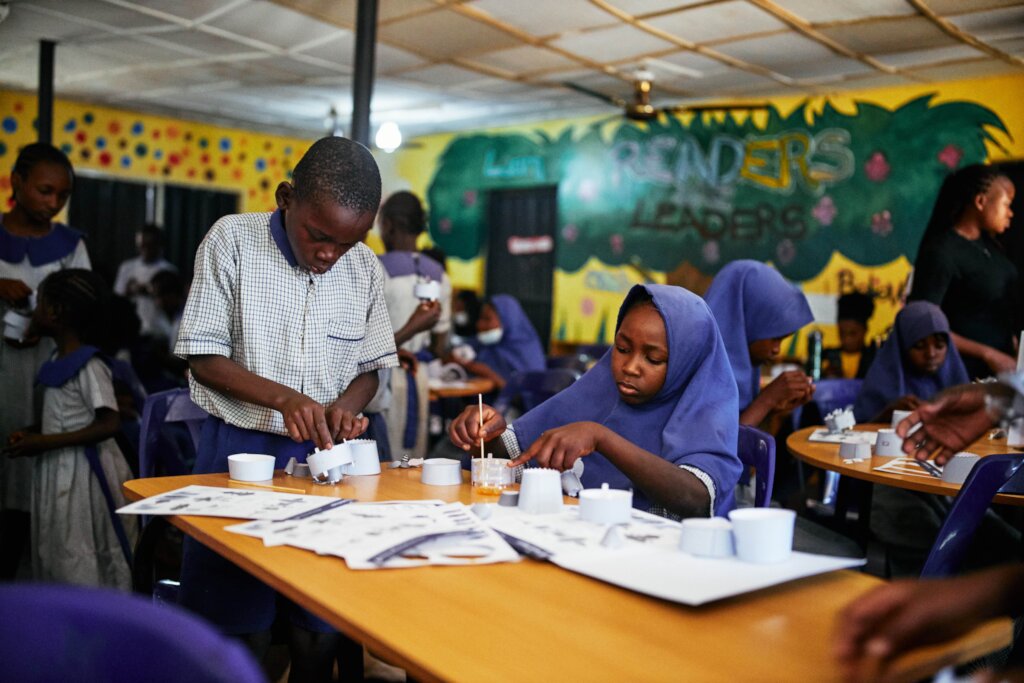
left=910, top=164, right=1018, bottom=379
left=452, top=294, right=545, bottom=390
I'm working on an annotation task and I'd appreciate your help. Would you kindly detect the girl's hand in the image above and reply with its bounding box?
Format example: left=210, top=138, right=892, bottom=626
left=0, top=278, right=32, bottom=306
left=982, top=346, right=1017, bottom=374
left=325, top=403, right=369, bottom=442
left=449, top=404, right=505, bottom=451
left=4, top=431, right=49, bottom=458
left=511, top=421, right=604, bottom=472
left=761, top=370, right=815, bottom=412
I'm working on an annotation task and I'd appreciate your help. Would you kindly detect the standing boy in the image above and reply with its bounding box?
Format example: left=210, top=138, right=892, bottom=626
left=174, top=137, right=397, bottom=681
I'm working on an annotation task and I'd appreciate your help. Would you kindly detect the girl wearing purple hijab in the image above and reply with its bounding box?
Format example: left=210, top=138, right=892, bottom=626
left=853, top=301, right=968, bottom=423
left=449, top=284, right=741, bottom=518
left=704, top=260, right=816, bottom=426
left=455, top=294, right=545, bottom=389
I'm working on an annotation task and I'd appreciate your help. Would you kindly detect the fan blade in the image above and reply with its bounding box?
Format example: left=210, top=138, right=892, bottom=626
left=665, top=102, right=771, bottom=114
left=561, top=82, right=627, bottom=109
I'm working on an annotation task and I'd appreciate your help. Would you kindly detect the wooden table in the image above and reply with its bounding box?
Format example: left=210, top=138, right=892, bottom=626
left=787, top=425, right=1024, bottom=505
left=125, top=470, right=1011, bottom=682
left=428, top=376, right=496, bottom=400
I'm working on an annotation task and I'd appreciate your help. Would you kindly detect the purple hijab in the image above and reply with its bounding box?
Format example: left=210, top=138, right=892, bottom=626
left=853, top=301, right=968, bottom=422
left=475, top=294, right=546, bottom=381
left=512, top=285, right=741, bottom=515
left=704, top=260, right=814, bottom=410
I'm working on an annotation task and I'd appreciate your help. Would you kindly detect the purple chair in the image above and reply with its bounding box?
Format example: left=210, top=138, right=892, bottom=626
left=493, top=368, right=580, bottom=415
left=139, top=388, right=208, bottom=478
left=737, top=424, right=775, bottom=508
left=0, top=584, right=266, bottom=683
left=920, top=453, right=1024, bottom=578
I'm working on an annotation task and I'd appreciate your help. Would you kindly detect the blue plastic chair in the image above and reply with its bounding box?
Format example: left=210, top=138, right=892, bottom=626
left=139, top=388, right=208, bottom=478
left=0, top=584, right=267, bottom=683
left=920, top=453, right=1024, bottom=578
left=493, top=368, right=580, bottom=415
left=792, top=378, right=863, bottom=428
left=737, top=425, right=776, bottom=508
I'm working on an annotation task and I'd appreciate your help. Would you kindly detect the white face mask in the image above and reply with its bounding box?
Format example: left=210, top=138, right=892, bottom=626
left=477, top=327, right=504, bottom=345
left=453, top=311, right=470, bottom=327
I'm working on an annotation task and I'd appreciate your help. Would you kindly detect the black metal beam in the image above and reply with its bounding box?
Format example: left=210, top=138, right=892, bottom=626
left=349, top=0, right=378, bottom=148
left=38, top=40, right=55, bottom=144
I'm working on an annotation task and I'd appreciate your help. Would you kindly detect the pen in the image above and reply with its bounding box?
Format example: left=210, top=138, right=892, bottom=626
left=916, top=459, right=942, bottom=478
left=228, top=481, right=306, bottom=494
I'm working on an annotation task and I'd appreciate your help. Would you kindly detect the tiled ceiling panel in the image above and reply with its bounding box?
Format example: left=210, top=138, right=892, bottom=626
left=614, top=1, right=708, bottom=17
left=714, top=33, right=874, bottom=80
left=378, top=10, right=522, bottom=61
left=399, top=64, right=493, bottom=88
left=926, top=0, right=1024, bottom=13
left=909, top=58, right=1018, bottom=81
left=205, top=0, right=340, bottom=49
left=875, top=44, right=986, bottom=69
left=465, top=45, right=581, bottom=75
left=469, top=0, right=615, bottom=36
left=129, top=0, right=249, bottom=22
left=818, top=16, right=960, bottom=54
left=769, top=0, right=914, bottom=24
left=20, top=0, right=165, bottom=31
left=549, top=24, right=677, bottom=62
left=644, top=1, right=789, bottom=44
left=948, top=7, right=1024, bottom=40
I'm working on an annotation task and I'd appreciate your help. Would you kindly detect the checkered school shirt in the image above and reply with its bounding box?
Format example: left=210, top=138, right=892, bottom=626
left=175, top=210, right=398, bottom=436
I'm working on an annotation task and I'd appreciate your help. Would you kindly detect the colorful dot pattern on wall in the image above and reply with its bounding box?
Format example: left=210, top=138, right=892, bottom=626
left=0, top=91, right=315, bottom=213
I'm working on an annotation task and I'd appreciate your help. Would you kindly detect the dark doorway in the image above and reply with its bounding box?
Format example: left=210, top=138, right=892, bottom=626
left=68, top=175, right=149, bottom=286
left=485, top=186, right=558, bottom=350
left=163, top=185, right=239, bottom=280
left=994, top=160, right=1023, bottom=340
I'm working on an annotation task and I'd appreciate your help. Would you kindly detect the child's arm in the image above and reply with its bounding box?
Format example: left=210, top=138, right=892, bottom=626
left=448, top=404, right=511, bottom=458
left=5, top=409, right=119, bottom=458
left=452, top=358, right=507, bottom=389
left=741, top=370, right=815, bottom=426
left=189, top=354, right=338, bottom=449
left=326, top=370, right=380, bottom=441
left=511, top=422, right=711, bottom=518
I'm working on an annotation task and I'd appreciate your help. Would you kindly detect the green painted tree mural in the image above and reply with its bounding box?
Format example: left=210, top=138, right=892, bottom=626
left=427, top=95, right=1007, bottom=281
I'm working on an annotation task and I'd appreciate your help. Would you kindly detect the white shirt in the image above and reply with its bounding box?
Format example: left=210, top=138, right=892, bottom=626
left=113, top=256, right=177, bottom=335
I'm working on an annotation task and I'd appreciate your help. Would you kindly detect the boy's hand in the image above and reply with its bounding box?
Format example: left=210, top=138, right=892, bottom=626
left=0, top=278, right=32, bottom=306
left=406, top=301, right=441, bottom=335
left=897, top=384, right=996, bottom=465
left=279, top=392, right=334, bottom=450
left=511, top=421, right=603, bottom=472
left=4, top=431, right=49, bottom=458
left=325, top=403, right=369, bottom=442
left=449, top=404, right=505, bottom=451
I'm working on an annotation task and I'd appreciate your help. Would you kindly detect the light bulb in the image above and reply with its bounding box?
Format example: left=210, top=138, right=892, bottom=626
left=375, top=121, right=402, bottom=153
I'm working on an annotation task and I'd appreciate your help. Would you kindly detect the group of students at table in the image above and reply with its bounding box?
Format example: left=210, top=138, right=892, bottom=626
left=1, top=135, right=1020, bottom=682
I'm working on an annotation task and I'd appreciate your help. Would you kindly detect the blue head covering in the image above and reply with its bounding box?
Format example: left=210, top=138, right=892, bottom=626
left=853, top=301, right=968, bottom=422
left=512, top=285, right=741, bottom=516
left=474, top=295, right=546, bottom=382
left=704, top=260, right=814, bottom=410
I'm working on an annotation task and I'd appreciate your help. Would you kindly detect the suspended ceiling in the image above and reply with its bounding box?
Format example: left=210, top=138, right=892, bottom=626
left=0, top=0, right=1021, bottom=141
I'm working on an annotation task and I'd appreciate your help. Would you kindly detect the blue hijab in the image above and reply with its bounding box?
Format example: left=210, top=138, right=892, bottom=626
left=704, top=260, right=814, bottom=410
left=475, top=295, right=546, bottom=382
left=512, top=285, right=741, bottom=515
left=853, top=301, right=968, bottom=422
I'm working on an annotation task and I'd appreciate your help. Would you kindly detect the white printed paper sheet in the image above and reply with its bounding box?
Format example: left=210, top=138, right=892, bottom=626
left=874, top=458, right=943, bottom=478
left=117, top=485, right=343, bottom=520
left=807, top=429, right=877, bottom=445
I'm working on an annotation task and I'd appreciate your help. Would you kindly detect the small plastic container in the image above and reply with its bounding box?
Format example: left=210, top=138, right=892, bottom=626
left=227, top=453, right=275, bottom=482
left=471, top=456, right=513, bottom=495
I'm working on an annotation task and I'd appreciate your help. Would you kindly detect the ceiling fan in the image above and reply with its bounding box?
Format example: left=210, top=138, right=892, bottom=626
left=562, top=68, right=770, bottom=122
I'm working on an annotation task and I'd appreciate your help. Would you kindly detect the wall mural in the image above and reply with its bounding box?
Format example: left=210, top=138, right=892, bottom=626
left=427, top=95, right=1006, bottom=284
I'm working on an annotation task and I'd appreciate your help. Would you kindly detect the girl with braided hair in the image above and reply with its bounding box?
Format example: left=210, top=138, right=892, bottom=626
left=4, top=268, right=136, bottom=588
left=910, top=164, right=1017, bottom=378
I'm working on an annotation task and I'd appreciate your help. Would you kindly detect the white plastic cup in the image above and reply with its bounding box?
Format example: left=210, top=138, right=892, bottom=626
left=414, top=280, right=441, bottom=302
left=891, top=410, right=913, bottom=429
left=518, top=468, right=563, bottom=514
left=471, top=457, right=514, bottom=490
left=578, top=483, right=632, bottom=525
left=343, top=439, right=381, bottom=476
left=874, top=429, right=904, bottom=457
left=940, top=452, right=980, bottom=485
left=3, top=310, right=31, bottom=342
left=728, top=508, right=796, bottom=564
left=421, top=458, right=462, bottom=486
left=839, top=441, right=872, bottom=461
left=679, top=517, right=734, bottom=558
left=227, top=453, right=276, bottom=482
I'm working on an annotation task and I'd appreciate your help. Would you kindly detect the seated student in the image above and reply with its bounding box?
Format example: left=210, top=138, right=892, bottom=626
left=451, top=289, right=482, bottom=342
left=853, top=301, right=968, bottom=424
left=703, top=260, right=816, bottom=427
left=449, top=284, right=741, bottom=518
left=174, top=137, right=398, bottom=681
left=822, top=292, right=878, bottom=379
left=452, top=294, right=545, bottom=391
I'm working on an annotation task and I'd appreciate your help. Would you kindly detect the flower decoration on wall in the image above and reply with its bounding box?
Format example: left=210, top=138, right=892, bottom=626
left=871, top=210, right=893, bottom=237
left=937, top=144, right=963, bottom=169
left=609, top=233, right=624, bottom=255
left=864, top=151, right=890, bottom=182
left=776, top=239, right=796, bottom=266
left=561, top=223, right=579, bottom=243
left=701, top=240, right=720, bottom=264
left=811, top=195, right=837, bottom=227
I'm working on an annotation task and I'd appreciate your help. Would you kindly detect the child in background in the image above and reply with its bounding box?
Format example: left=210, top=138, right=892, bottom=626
left=5, top=269, right=136, bottom=589
left=450, top=285, right=741, bottom=518
left=454, top=294, right=545, bottom=390
left=175, top=137, right=397, bottom=681
left=822, top=291, right=877, bottom=379
left=113, top=224, right=177, bottom=336
left=703, top=260, right=816, bottom=427
left=0, top=142, right=87, bottom=579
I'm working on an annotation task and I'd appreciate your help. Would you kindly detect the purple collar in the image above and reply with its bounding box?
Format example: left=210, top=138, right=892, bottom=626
left=0, top=216, right=84, bottom=266
left=37, top=346, right=102, bottom=388
left=268, top=209, right=298, bottom=268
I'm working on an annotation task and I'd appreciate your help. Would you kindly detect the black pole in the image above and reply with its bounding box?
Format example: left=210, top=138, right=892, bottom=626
left=350, top=0, right=377, bottom=148
left=38, top=40, right=55, bottom=144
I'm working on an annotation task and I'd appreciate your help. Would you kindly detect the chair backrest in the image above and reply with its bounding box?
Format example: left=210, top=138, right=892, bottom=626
left=0, top=584, right=266, bottom=683
left=737, top=424, right=776, bottom=508
left=920, top=453, right=1024, bottom=578
left=139, top=388, right=209, bottom=478
left=792, top=378, right=863, bottom=428
left=493, top=368, right=581, bottom=415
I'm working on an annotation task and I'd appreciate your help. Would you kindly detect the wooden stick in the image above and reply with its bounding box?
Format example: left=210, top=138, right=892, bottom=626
left=228, top=481, right=305, bottom=494
left=478, top=393, right=485, bottom=462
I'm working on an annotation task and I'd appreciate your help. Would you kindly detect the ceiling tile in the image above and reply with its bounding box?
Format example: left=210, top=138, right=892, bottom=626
left=129, top=0, right=250, bottom=22
left=644, top=1, right=789, bottom=44
left=204, top=0, right=341, bottom=50
left=648, top=51, right=736, bottom=77
left=266, top=0, right=437, bottom=26
left=79, top=37, right=196, bottom=66
left=714, top=32, right=874, bottom=80
left=825, top=73, right=916, bottom=91
left=298, top=33, right=427, bottom=73
left=874, top=44, right=987, bottom=69
left=466, top=45, right=580, bottom=74
left=992, top=36, right=1024, bottom=54
left=17, top=0, right=166, bottom=31
left=549, top=24, right=676, bottom=62
left=378, top=10, right=523, bottom=61
left=614, top=1, right=708, bottom=18
left=818, top=16, right=959, bottom=54
left=470, top=0, right=616, bottom=37
left=949, top=7, right=1024, bottom=41
left=769, top=0, right=914, bottom=24
left=0, top=3, right=98, bottom=43
left=399, top=64, right=492, bottom=88
left=155, top=28, right=261, bottom=56
left=908, top=58, right=1019, bottom=81
left=679, top=68, right=779, bottom=94
left=926, top=0, right=1024, bottom=13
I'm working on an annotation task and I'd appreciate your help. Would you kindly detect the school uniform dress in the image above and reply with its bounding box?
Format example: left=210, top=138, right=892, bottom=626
left=0, top=218, right=90, bottom=514
left=504, top=285, right=742, bottom=517
left=379, top=251, right=451, bottom=459
left=113, top=255, right=177, bottom=336
left=910, top=231, right=1019, bottom=379
left=475, top=295, right=546, bottom=382
left=174, top=210, right=398, bottom=634
left=33, top=347, right=137, bottom=589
